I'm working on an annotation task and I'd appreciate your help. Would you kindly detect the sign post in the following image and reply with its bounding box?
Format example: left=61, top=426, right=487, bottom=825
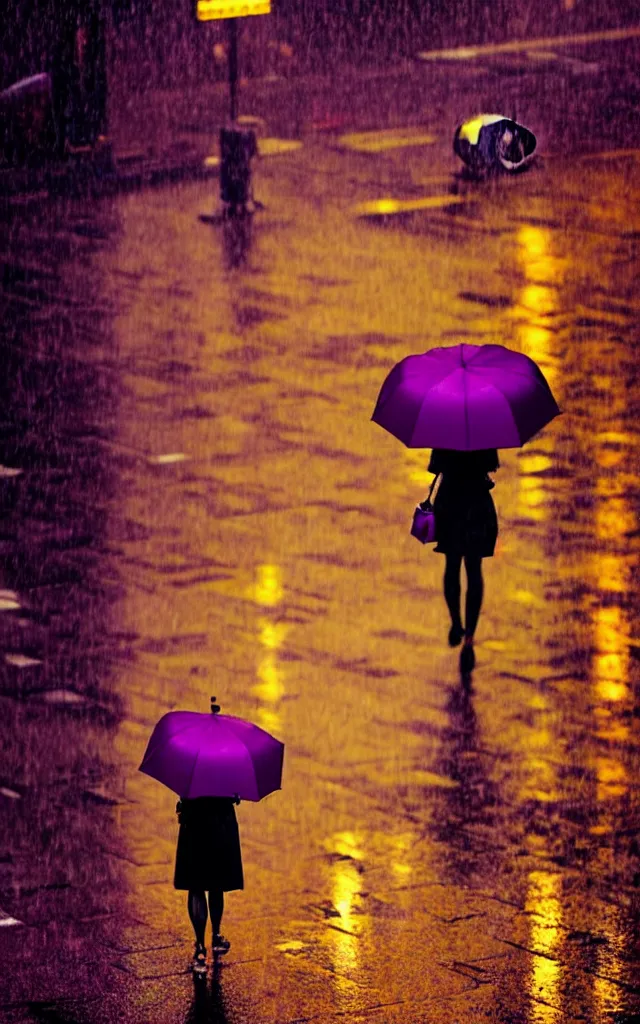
left=196, top=0, right=271, bottom=216
left=228, top=17, right=238, bottom=123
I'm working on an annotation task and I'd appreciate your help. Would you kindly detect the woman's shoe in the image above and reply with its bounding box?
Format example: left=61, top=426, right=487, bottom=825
left=448, top=623, right=464, bottom=647
left=212, top=934, right=231, bottom=957
left=191, top=944, right=207, bottom=975
left=460, top=642, right=475, bottom=673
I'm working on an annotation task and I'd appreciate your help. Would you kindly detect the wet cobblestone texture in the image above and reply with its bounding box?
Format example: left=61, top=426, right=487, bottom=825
left=1, top=33, right=639, bottom=1024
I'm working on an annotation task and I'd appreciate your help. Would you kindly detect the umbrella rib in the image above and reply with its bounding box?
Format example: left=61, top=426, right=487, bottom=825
left=182, top=739, right=205, bottom=800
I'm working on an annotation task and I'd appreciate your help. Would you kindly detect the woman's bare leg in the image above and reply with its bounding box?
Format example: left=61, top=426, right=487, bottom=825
left=208, top=889, right=224, bottom=937
left=463, top=555, right=484, bottom=640
left=188, top=890, right=208, bottom=948
left=444, top=554, right=464, bottom=643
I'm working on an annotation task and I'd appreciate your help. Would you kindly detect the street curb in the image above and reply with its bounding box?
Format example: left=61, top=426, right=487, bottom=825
left=0, top=136, right=303, bottom=202
left=0, top=148, right=219, bottom=203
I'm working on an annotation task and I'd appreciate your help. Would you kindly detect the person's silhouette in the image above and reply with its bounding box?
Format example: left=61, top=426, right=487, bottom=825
left=174, top=796, right=243, bottom=975
left=428, top=448, right=499, bottom=673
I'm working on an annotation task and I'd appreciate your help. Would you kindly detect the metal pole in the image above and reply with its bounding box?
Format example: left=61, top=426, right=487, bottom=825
left=227, top=17, right=238, bottom=123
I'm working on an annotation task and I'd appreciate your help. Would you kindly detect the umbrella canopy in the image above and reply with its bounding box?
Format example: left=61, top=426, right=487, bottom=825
left=371, top=343, right=560, bottom=450
left=139, top=703, right=284, bottom=801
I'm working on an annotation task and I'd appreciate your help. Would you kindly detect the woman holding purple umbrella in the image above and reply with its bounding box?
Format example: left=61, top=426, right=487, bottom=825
left=174, top=794, right=244, bottom=975
left=371, top=342, right=561, bottom=676
left=139, top=696, right=284, bottom=977
left=428, top=448, right=499, bottom=673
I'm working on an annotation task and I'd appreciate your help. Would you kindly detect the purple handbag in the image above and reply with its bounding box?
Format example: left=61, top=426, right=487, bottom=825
left=410, top=474, right=439, bottom=544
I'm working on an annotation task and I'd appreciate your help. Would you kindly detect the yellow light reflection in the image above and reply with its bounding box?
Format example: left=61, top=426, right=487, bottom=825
left=517, top=318, right=554, bottom=367
left=513, top=225, right=563, bottom=391
left=526, top=871, right=562, bottom=1024
left=518, top=225, right=549, bottom=262
left=593, top=605, right=629, bottom=704
left=593, top=432, right=629, bottom=471
left=519, top=454, right=553, bottom=475
left=595, top=755, right=628, bottom=801
left=593, top=707, right=629, bottom=744
left=520, top=283, right=556, bottom=316
left=591, top=484, right=631, bottom=705
left=389, top=832, right=413, bottom=879
left=321, top=831, right=369, bottom=1008
left=523, top=324, right=555, bottom=359
left=259, top=618, right=288, bottom=651
left=520, top=750, right=558, bottom=802
left=330, top=831, right=364, bottom=861
left=333, top=862, right=362, bottom=937
left=249, top=563, right=284, bottom=607
left=255, top=704, right=281, bottom=735
left=589, top=468, right=630, bottom=798
left=595, top=477, right=636, bottom=537
left=255, top=649, right=285, bottom=702
left=253, top=647, right=284, bottom=730
left=516, top=442, right=554, bottom=522
left=592, top=378, right=627, bottom=419
left=353, top=194, right=466, bottom=217
left=329, top=859, right=362, bottom=1004
left=513, top=224, right=562, bottom=527
left=249, top=565, right=286, bottom=734
left=593, top=480, right=632, bottom=593
left=595, top=497, right=636, bottom=538
left=405, top=448, right=432, bottom=488
left=594, top=971, right=624, bottom=1015
left=595, top=555, right=628, bottom=594
left=517, top=474, right=548, bottom=521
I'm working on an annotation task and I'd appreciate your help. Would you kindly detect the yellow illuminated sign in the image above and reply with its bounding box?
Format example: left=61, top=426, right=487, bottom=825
left=197, top=0, right=270, bottom=20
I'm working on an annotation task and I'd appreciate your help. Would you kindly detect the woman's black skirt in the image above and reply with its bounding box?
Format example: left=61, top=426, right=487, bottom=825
left=433, top=482, right=498, bottom=558
left=173, top=797, right=244, bottom=892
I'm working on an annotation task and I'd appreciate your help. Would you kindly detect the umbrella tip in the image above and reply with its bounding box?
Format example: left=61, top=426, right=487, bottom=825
left=210, top=696, right=221, bottom=714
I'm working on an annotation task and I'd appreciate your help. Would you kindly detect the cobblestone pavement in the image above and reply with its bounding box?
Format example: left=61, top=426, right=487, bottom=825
left=0, top=36, right=639, bottom=1024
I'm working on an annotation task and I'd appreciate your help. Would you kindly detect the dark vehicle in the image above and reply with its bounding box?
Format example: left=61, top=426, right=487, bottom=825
left=0, top=73, right=55, bottom=166
left=454, top=114, right=537, bottom=175
left=1, top=0, right=107, bottom=169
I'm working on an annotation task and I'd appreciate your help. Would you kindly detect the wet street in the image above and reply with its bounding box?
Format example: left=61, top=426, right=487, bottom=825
left=1, top=34, right=639, bottom=1024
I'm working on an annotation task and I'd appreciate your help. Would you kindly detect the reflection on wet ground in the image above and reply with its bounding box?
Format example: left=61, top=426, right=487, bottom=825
left=0, top=90, right=639, bottom=1024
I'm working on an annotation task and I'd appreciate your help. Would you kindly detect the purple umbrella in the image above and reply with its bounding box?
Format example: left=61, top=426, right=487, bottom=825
left=139, top=698, right=284, bottom=801
left=371, top=343, right=560, bottom=450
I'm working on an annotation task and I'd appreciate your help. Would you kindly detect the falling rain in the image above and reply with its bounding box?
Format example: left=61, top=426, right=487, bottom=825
left=0, top=0, right=639, bottom=1021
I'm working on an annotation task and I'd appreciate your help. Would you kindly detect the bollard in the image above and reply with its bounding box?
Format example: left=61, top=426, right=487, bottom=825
left=219, top=124, right=257, bottom=214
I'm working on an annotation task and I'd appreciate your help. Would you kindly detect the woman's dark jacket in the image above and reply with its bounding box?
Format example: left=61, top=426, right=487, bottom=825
left=174, top=796, right=244, bottom=892
left=427, top=448, right=499, bottom=558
